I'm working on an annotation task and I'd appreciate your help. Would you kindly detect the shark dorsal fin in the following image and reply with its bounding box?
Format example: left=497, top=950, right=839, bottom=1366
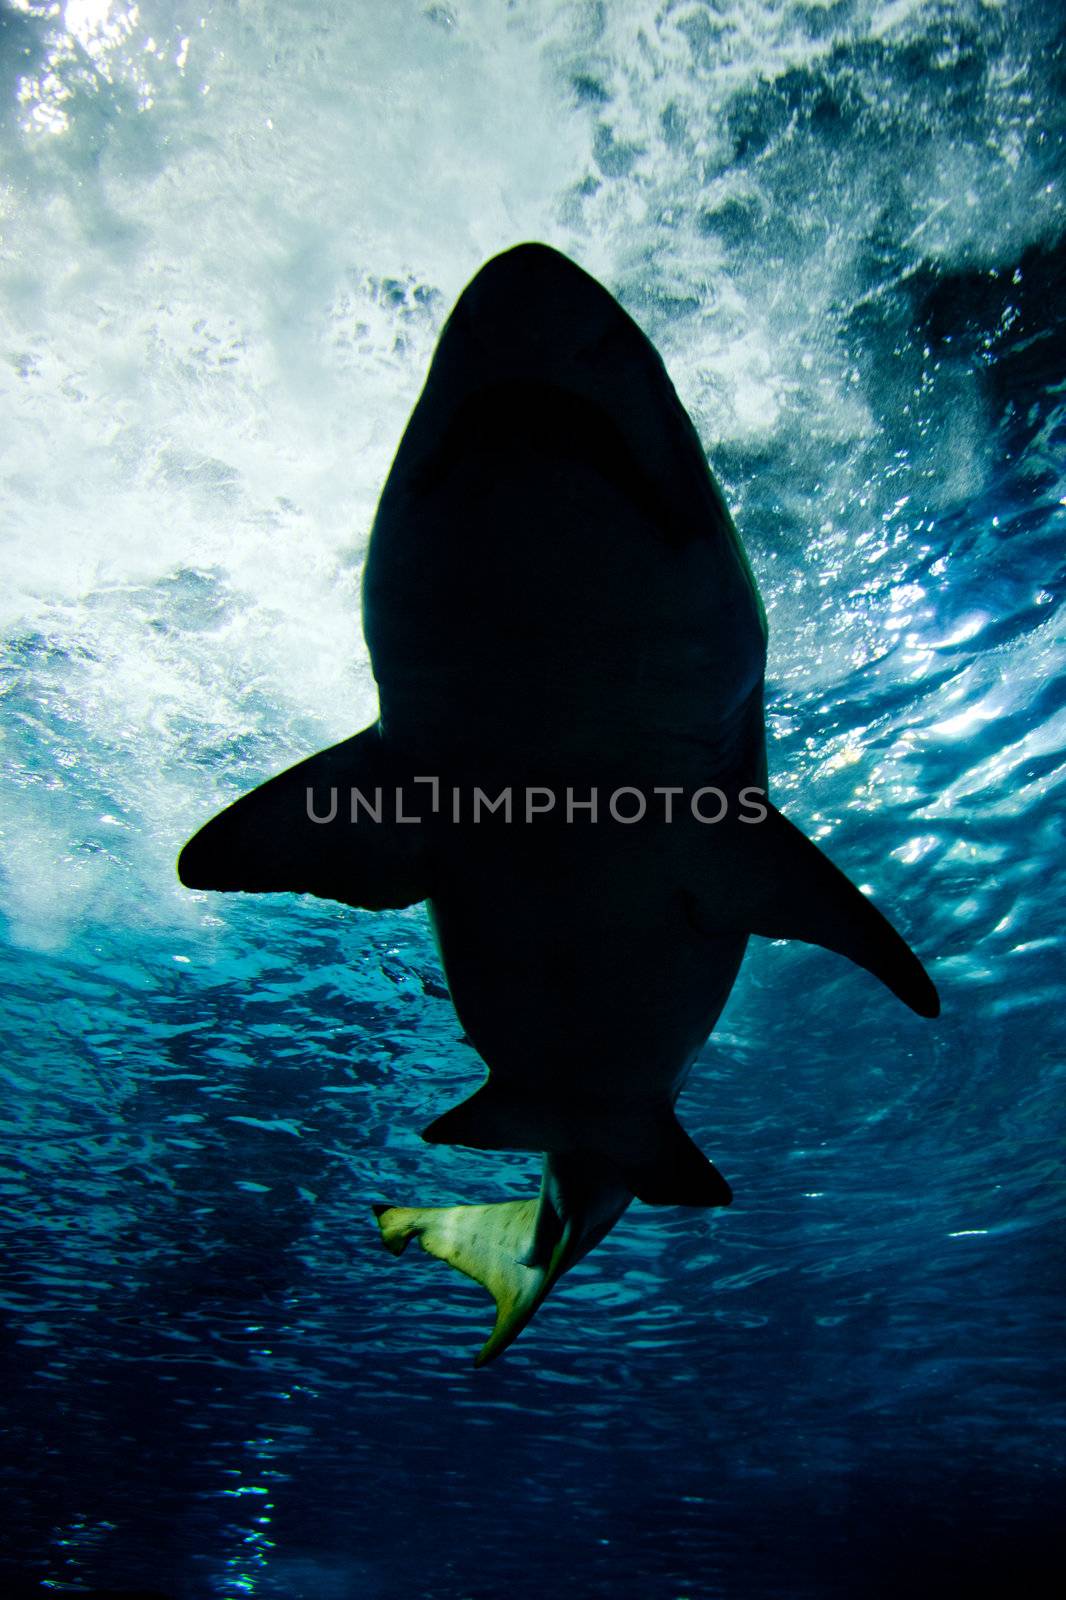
left=687, top=802, right=939, bottom=1018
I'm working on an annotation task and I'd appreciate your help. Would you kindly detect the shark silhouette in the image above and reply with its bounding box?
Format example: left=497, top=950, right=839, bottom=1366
left=178, top=243, right=938, bottom=1365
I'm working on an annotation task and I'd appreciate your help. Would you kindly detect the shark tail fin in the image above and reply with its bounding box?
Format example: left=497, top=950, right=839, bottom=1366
left=423, top=1088, right=732, bottom=1209
left=371, top=1198, right=552, bottom=1366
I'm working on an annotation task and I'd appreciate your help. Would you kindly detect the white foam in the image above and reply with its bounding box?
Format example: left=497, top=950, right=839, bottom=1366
left=1, top=0, right=1062, bottom=941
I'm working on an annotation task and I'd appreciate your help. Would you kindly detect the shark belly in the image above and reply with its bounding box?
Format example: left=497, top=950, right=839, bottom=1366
left=427, top=840, right=748, bottom=1125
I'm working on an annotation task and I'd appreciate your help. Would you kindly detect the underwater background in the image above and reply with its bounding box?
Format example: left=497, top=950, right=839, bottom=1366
left=1, top=1, right=1063, bottom=1596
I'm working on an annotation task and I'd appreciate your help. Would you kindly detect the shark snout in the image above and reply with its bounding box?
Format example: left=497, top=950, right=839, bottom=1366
left=458, top=242, right=619, bottom=363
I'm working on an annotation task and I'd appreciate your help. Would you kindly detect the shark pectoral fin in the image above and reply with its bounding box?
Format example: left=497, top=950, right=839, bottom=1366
left=689, top=803, right=939, bottom=1018
left=372, top=1197, right=552, bottom=1366
left=622, top=1112, right=733, bottom=1208
left=177, top=723, right=430, bottom=909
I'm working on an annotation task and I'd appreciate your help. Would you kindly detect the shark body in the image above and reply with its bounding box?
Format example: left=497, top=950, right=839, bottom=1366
left=179, top=243, right=938, bottom=1363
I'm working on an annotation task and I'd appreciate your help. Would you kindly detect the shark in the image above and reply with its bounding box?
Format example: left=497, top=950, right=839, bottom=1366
left=178, top=242, right=939, bottom=1365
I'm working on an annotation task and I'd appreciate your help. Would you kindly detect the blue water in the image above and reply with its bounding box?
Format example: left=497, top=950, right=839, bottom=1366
left=1, top=2, right=1063, bottom=1596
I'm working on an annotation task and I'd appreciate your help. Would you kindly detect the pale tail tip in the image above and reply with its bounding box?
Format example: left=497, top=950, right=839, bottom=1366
left=474, top=1334, right=506, bottom=1369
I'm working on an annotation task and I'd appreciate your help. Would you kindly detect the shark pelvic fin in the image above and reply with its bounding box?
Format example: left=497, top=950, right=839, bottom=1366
left=421, top=1079, right=544, bottom=1152
left=372, top=1197, right=556, bottom=1366
left=423, top=1087, right=732, bottom=1208
left=688, top=802, right=939, bottom=1018
left=177, top=723, right=431, bottom=909
left=620, top=1113, right=733, bottom=1208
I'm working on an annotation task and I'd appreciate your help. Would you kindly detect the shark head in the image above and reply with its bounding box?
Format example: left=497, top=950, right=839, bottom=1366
left=452, top=241, right=623, bottom=365
left=399, top=242, right=734, bottom=545
left=363, top=243, right=767, bottom=768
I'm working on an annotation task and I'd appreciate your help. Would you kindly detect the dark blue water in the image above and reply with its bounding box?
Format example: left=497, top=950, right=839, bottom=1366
left=1, top=2, right=1063, bottom=1596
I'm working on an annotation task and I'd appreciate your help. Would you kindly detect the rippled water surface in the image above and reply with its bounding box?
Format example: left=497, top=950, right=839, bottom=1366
left=1, top=2, right=1063, bottom=1596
